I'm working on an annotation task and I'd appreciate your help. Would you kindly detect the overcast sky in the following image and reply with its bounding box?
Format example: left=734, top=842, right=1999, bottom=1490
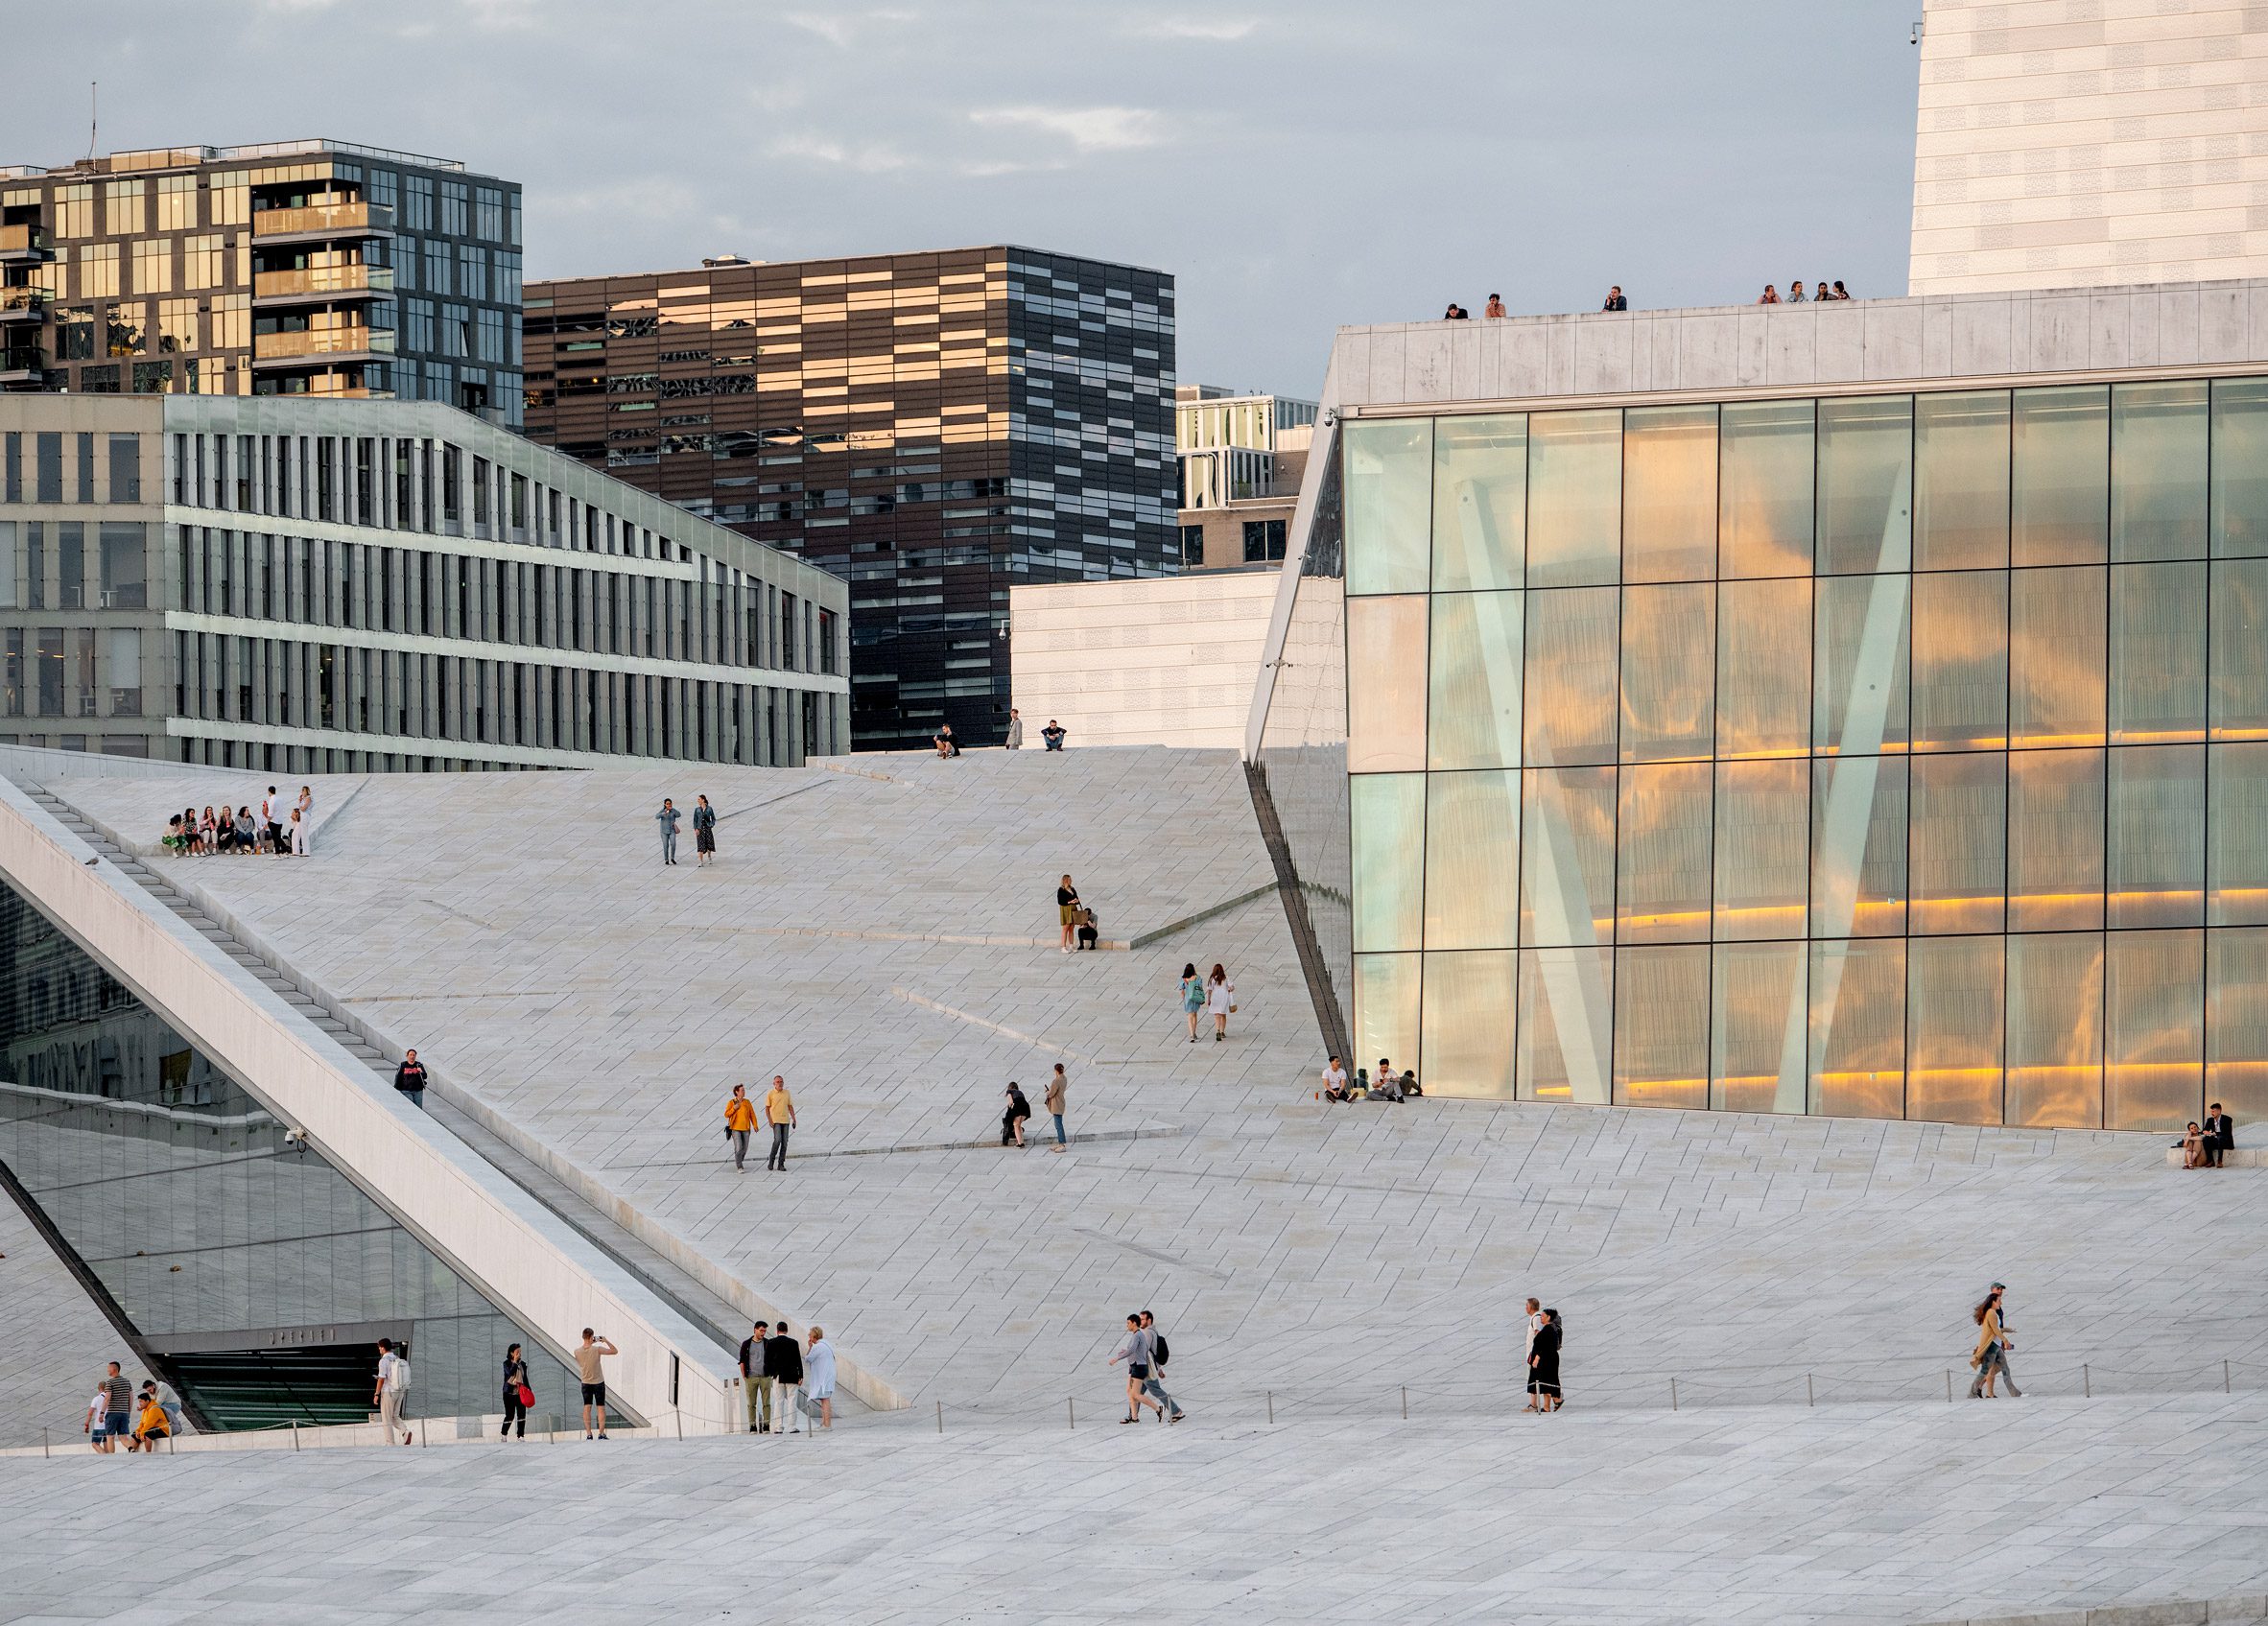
left=11, top=0, right=1922, bottom=397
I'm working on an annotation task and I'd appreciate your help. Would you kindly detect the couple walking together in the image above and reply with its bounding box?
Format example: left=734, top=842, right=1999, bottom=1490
left=1109, top=1310, right=1186, bottom=1424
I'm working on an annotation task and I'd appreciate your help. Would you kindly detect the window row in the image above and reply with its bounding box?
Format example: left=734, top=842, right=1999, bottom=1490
left=1353, top=746, right=2268, bottom=951
left=0, top=432, right=144, bottom=506
left=0, top=521, right=148, bottom=611
left=1343, top=378, right=2268, bottom=594
left=1347, top=565, right=2268, bottom=771
left=175, top=527, right=835, bottom=674
left=1353, top=930, right=2268, bottom=1131
left=0, top=626, right=143, bottom=719
left=171, top=632, right=838, bottom=763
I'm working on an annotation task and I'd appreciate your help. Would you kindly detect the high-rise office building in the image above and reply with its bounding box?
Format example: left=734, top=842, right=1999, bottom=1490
left=0, top=393, right=848, bottom=769
left=522, top=247, right=1176, bottom=748
left=0, top=139, right=523, bottom=424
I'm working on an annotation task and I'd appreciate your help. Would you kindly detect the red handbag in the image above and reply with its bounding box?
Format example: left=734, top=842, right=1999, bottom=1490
left=516, top=1382, right=535, bottom=1408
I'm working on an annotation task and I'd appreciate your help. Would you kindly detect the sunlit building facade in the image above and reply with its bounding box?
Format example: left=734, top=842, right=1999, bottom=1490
left=1249, top=284, right=2268, bottom=1131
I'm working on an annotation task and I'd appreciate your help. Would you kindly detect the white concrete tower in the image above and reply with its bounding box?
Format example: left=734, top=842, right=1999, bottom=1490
left=1910, top=0, right=2268, bottom=294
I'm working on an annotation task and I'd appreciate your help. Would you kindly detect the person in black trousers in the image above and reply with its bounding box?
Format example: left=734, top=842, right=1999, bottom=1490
left=2205, top=1103, right=2236, bottom=1167
left=1527, top=1308, right=1563, bottom=1412
left=500, top=1343, right=530, bottom=1440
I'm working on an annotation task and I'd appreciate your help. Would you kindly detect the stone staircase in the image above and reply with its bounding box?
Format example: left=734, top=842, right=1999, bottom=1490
left=22, top=785, right=760, bottom=1377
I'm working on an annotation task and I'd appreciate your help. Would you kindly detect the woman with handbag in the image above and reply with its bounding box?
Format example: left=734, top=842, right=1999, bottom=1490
left=501, top=1343, right=534, bottom=1440
left=1206, top=963, right=1237, bottom=1043
left=1179, top=963, right=1206, bottom=1043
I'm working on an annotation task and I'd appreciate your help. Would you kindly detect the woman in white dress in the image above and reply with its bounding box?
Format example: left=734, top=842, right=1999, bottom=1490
left=1206, top=963, right=1236, bottom=1043
left=289, top=807, right=310, bottom=856
left=804, top=1325, right=837, bottom=1430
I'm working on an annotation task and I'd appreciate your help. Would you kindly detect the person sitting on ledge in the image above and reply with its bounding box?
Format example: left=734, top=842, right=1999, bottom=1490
left=2205, top=1102, right=2236, bottom=1167
left=163, top=814, right=187, bottom=856
left=1041, top=719, right=1068, bottom=751
left=1372, top=1058, right=1406, bottom=1103
left=2182, top=1121, right=2210, bottom=1168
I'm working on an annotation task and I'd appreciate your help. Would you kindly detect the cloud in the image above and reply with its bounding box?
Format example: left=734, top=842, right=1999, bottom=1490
left=1127, top=16, right=1259, bottom=40
left=784, top=8, right=916, bottom=47
left=968, top=106, right=1166, bottom=153
left=764, top=132, right=913, bottom=174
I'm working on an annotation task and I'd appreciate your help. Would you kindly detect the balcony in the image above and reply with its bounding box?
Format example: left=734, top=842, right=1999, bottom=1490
left=0, top=346, right=47, bottom=389
left=0, top=286, right=50, bottom=323
left=248, top=201, right=394, bottom=245
left=252, top=264, right=394, bottom=306
left=251, top=376, right=393, bottom=400
left=251, top=325, right=396, bottom=366
left=0, top=224, right=54, bottom=264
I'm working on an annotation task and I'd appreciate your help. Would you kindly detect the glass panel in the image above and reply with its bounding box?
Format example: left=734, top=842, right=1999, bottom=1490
left=1343, top=418, right=1432, bottom=595
left=1713, top=759, right=1808, bottom=941
left=1808, top=937, right=1905, bottom=1118
left=2111, top=379, right=2207, bottom=561
left=1619, top=583, right=1713, bottom=762
left=1523, top=586, right=1618, bottom=766
left=2110, top=562, right=2206, bottom=743
left=1911, top=752, right=2006, bottom=934
left=2108, top=744, right=2205, bottom=929
left=1524, top=409, right=1621, bottom=588
left=1812, top=755, right=1907, bottom=936
left=1616, top=762, right=1712, bottom=944
left=2105, top=929, right=2203, bottom=1132
left=1914, top=389, right=2009, bottom=571
left=1813, top=572, right=1909, bottom=755
left=2005, top=932, right=2104, bottom=1127
left=2207, top=928, right=2268, bottom=1122
left=1815, top=394, right=1912, bottom=576
left=2007, top=747, right=2105, bottom=931
left=1711, top=941, right=1806, bottom=1112
left=2210, top=558, right=2268, bottom=741
left=1345, top=595, right=1427, bottom=772
left=2012, top=385, right=2110, bottom=565
left=1429, top=413, right=1524, bottom=591
left=1419, top=950, right=1516, bottom=1098
left=1521, top=766, right=1616, bottom=948
left=1613, top=945, right=1709, bottom=1108
left=2210, top=376, right=2268, bottom=557
left=1350, top=772, right=1425, bottom=952
left=2008, top=565, right=2106, bottom=748
left=1516, top=946, right=1612, bottom=1104
left=1720, top=397, right=1814, bottom=578
left=1353, top=953, right=1421, bottom=1080
left=2209, top=742, right=2268, bottom=925
left=1910, top=569, right=2007, bottom=751
left=1716, top=577, right=1811, bottom=757
left=1907, top=935, right=2004, bottom=1124
left=1427, top=589, right=1522, bottom=769
left=1622, top=404, right=1717, bottom=583
left=1423, top=769, right=1519, bottom=950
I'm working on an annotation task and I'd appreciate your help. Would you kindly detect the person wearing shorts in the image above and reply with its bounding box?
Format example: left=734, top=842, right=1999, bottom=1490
left=575, top=1329, right=617, bottom=1439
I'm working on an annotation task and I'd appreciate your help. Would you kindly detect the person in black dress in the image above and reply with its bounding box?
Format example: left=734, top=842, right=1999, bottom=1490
left=1527, top=1308, right=1563, bottom=1412
left=1003, top=1082, right=1032, bottom=1147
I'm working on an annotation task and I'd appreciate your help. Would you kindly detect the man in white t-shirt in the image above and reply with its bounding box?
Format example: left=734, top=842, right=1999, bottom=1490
left=373, top=1336, right=413, bottom=1446
left=1321, top=1056, right=1352, bottom=1103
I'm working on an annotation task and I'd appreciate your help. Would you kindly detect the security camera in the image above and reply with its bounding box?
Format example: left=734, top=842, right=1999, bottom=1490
left=283, top=1126, right=307, bottom=1149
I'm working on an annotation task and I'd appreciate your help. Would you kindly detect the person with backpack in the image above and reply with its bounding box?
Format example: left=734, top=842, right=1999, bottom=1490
left=375, top=1336, right=413, bottom=1445
left=1109, top=1312, right=1166, bottom=1425
left=501, top=1343, right=532, bottom=1441
left=1139, top=1310, right=1186, bottom=1423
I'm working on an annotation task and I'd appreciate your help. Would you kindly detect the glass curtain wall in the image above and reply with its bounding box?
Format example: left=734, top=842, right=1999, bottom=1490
left=0, top=881, right=589, bottom=1428
left=1335, top=375, right=2268, bottom=1130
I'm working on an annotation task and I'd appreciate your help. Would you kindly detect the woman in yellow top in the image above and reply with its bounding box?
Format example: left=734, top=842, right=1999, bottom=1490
left=724, top=1084, right=759, bottom=1173
left=1968, top=1283, right=2021, bottom=1399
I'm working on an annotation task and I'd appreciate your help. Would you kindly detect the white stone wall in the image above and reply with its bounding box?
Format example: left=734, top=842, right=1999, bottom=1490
left=1911, top=0, right=2268, bottom=295
left=1009, top=573, right=1280, bottom=751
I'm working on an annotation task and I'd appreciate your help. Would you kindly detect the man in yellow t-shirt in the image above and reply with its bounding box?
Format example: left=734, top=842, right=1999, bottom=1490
left=764, top=1075, right=796, bottom=1170
left=724, top=1084, right=758, bottom=1172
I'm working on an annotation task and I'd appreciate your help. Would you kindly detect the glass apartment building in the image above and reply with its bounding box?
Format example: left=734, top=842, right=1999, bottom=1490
left=0, top=392, right=848, bottom=768
left=0, top=139, right=521, bottom=421
left=1251, top=288, right=2268, bottom=1132
left=523, top=248, right=1177, bottom=749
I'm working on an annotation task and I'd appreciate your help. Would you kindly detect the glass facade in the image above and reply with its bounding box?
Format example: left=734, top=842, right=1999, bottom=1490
left=0, top=880, right=586, bottom=1428
left=1312, top=376, right=2268, bottom=1129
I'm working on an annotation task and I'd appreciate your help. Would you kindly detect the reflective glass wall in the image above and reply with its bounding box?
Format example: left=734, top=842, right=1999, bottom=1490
left=0, top=881, right=586, bottom=1426
left=1339, top=377, right=2268, bottom=1129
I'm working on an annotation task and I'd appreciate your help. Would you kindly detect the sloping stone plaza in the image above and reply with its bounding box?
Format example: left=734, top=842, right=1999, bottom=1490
left=3, top=746, right=2266, bottom=1623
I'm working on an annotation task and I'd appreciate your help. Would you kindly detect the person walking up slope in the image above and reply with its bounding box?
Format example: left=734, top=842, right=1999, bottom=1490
left=724, top=1083, right=758, bottom=1171
left=1179, top=962, right=1205, bottom=1043
left=375, top=1337, right=413, bottom=1445
left=765, top=1075, right=796, bottom=1169
left=1206, top=963, right=1237, bottom=1042
left=656, top=798, right=681, bottom=866
left=692, top=794, right=719, bottom=867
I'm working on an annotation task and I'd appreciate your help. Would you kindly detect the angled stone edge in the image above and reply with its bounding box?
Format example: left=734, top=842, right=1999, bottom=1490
left=0, top=775, right=744, bottom=1432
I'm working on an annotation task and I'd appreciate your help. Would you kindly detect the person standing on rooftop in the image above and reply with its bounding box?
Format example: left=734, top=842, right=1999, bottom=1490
left=500, top=1343, right=531, bottom=1441
left=739, top=1320, right=772, bottom=1433
left=805, top=1326, right=837, bottom=1430
left=575, top=1329, right=617, bottom=1438
left=393, top=1048, right=429, bottom=1111
left=692, top=794, right=719, bottom=868
left=1601, top=286, right=1628, bottom=312
left=1004, top=708, right=1024, bottom=750
left=262, top=785, right=282, bottom=855
left=656, top=797, right=681, bottom=867
left=1484, top=293, right=1507, bottom=318
left=724, top=1082, right=758, bottom=1171
left=1057, top=874, right=1081, bottom=954
left=765, top=1074, right=796, bottom=1169
left=768, top=1321, right=806, bottom=1434
left=289, top=806, right=310, bottom=856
